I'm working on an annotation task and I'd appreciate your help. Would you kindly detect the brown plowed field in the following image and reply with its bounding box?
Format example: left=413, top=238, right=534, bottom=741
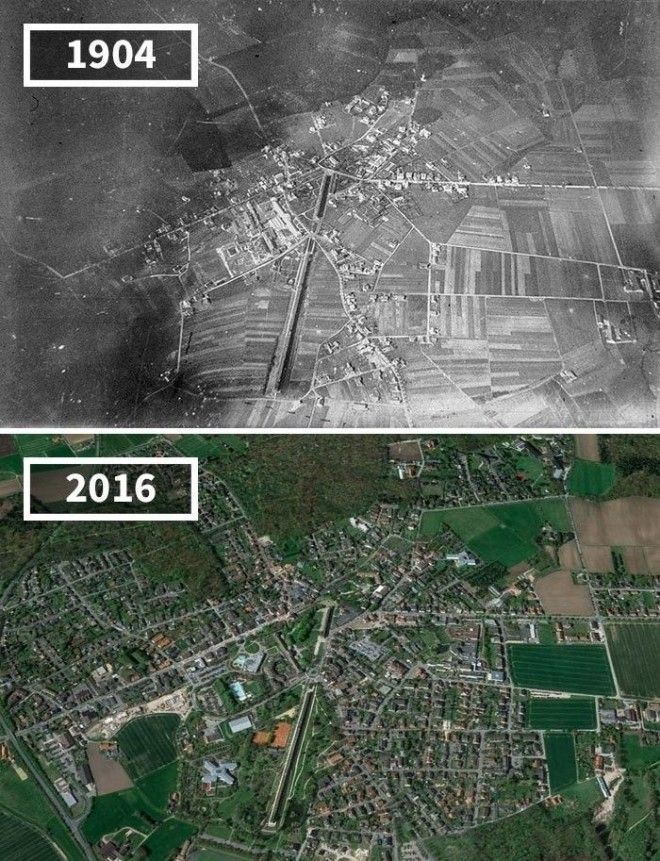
left=87, top=742, right=133, bottom=795
left=574, top=434, right=600, bottom=461
left=534, top=569, right=595, bottom=616
left=570, top=498, right=660, bottom=575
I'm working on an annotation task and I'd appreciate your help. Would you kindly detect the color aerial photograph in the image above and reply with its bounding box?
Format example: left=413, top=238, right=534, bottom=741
left=3, top=0, right=659, bottom=427
left=0, top=432, right=658, bottom=860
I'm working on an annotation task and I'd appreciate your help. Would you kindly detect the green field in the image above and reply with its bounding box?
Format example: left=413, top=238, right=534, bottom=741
left=606, top=623, right=660, bottom=698
left=15, top=435, right=72, bottom=459
left=173, top=434, right=247, bottom=458
left=136, top=761, right=179, bottom=810
left=194, top=849, right=257, bottom=861
left=0, top=810, right=61, bottom=861
left=545, top=733, right=577, bottom=793
left=420, top=498, right=571, bottom=567
left=83, top=787, right=163, bottom=844
left=621, top=734, right=660, bottom=772
left=142, top=818, right=197, bottom=861
left=508, top=644, right=615, bottom=695
left=528, top=697, right=597, bottom=730
left=567, top=459, right=616, bottom=497
left=117, top=714, right=180, bottom=780
left=0, top=761, right=85, bottom=861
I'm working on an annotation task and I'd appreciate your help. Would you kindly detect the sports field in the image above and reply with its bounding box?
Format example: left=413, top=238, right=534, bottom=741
left=117, top=714, right=180, bottom=780
left=0, top=810, right=60, bottom=861
left=528, top=697, right=597, bottom=730
left=606, top=623, right=660, bottom=697
left=508, top=644, right=616, bottom=695
left=544, top=732, right=577, bottom=793
left=567, top=459, right=616, bottom=497
left=420, top=498, right=571, bottom=566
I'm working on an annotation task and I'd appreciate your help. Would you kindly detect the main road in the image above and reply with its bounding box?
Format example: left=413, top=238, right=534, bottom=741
left=265, top=171, right=334, bottom=396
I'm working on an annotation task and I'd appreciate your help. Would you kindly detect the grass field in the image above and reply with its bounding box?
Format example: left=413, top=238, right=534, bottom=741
left=0, top=761, right=86, bottom=861
left=508, top=644, right=615, bottom=695
left=606, top=623, right=660, bottom=697
left=173, top=434, right=247, bottom=458
left=0, top=810, right=61, bottom=861
left=136, top=761, right=179, bottom=810
left=117, top=714, right=180, bottom=780
left=567, top=459, right=616, bottom=497
left=528, top=697, right=597, bottom=730
left=545, top=733, right=577, bottom=793
left=621, top=734, right=660, bottom=772
left=420, top=498, right=571, bottom=566
left=83, top=785, right=165, bottom=844
left=142, top=818, right=196, bottom=861
left=194, top=849, right=257, bottom=861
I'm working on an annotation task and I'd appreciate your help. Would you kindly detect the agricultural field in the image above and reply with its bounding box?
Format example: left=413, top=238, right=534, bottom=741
left=173, top=435, right=247, bottom=459
left=527, top=697, right=597, bottom=731
left=621, top=734, right=660, bottom=772
left=136, top=761, right=179, bottom=810
left=533, top=569, right=595, bottom=617
left=420, top=498, right=570, bottom=567
left=141, top=818, right=197, bottom=861
left=0, top=810, right=61, bottom=861
left=83, top=784, right=166, bottom=844
left=544, top=733, right=577, bottom=794
left=507, top=645, right=616, bottom=696
left=567, top=459, right=616, bottom=497
left=0, top=761, right=85, bottom=861
left=117, top=714, right=180, bottom=780
left=606, top=623, right=660, bottom=698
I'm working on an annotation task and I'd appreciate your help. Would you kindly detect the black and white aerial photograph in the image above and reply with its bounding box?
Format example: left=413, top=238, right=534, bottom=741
left=3, top=0, right=659, bottom=427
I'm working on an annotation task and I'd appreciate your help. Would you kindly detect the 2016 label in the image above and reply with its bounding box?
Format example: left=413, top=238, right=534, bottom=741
left=23, top=457, right=198, bottom=522
left=66, top=472, right=156, bottom=504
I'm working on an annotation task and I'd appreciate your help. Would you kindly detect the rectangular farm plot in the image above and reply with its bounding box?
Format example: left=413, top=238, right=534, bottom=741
left=443, top=247, right=601, bottom=299
left=420, top=498, right=570, bottom=567
left=567, top=459, right=616, bottom=497
left=507, top=644, right=616, bottom=696
left=606, top=623, right=660, bottom=698
left=528, top=697, right=597, bottom=730
left=544, top=732, right=578, bottom=793
left=486, top=297, right=561, bottom=393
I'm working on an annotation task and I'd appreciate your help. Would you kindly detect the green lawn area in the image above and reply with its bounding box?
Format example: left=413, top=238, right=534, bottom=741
left=606, top=623, right=660, bottom=698
left=528, top=697, right=597, bottom=730
left=117, top=714, right=180, bottom=780
left=508, top=644, right=615, bottom=696
left=545, top=733, right=577, bottom=793
left=194, top=849, right=257, bottom=861
left=83, top=786, right=163, bottom=844
left=173, top=435, right=247, bottom=459
left=567, top=459, right=616, bottom=497
left=420, top=499, right=571, bottom=567
left=141, top=818, right=197, bottom=861
left=515, top=456, right=545, bottom=482
left=621, top=733, right=660, bottom=772
left=135, top=761, right=179, bottom=809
